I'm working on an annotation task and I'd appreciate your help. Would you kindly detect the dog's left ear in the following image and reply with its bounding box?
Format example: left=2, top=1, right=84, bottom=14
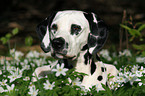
left=84, top=12, right=109, bottom=55
left=36, top=12, right=57, bottom=53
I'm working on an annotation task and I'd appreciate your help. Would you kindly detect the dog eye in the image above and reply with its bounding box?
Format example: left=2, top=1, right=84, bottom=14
left=71, top=24, right=82, bottom=35
left=51, top=24, right=57, bottom=30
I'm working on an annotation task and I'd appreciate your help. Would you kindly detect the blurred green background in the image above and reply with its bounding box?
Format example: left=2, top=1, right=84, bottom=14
left=0, top=0, right=145, bottom=55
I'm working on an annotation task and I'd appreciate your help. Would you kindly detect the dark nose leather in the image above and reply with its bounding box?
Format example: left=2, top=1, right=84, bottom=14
left=51, top=37, right=65, bottom=51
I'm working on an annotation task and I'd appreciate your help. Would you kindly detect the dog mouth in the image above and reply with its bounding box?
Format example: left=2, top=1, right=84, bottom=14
left=51, top=51, right=76, bottom=60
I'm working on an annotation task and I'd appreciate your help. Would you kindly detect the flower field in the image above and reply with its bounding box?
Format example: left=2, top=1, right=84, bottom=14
left=0, top=49, right=145, bottom=96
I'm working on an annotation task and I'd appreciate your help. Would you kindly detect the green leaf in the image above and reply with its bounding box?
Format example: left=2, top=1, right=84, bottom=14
left=141, top=51, right=145, bottom=57
left=140, top=38, right=144, bottom=41
left=138, top=24, right=145, bottom=32
left=135, top=22, right=142, bottom=27
left=6, top=33, right=12, bottom=39
left=52, top=92, right=58, bottom=96
left=101, top=83, right=112, bottom=96
left=0, top=37, right=8, bottom=44
left=120, top=24, right=131, bottom=31
left=129, top=29, right=141, bottom=37
left=12, top=28, right=19, bottom=35
left=132, top=44, right=145, bottom=50
left=25, top=36, right=33, bottom=46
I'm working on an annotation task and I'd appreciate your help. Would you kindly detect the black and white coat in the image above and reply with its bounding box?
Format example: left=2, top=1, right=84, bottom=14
left=33, top=10, right=118, bottom=90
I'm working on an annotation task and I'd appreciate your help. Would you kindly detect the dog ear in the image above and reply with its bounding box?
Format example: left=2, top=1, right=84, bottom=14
left=36, top=12, right=57, bottom=53
left=84, top=12, right=109, bottom=55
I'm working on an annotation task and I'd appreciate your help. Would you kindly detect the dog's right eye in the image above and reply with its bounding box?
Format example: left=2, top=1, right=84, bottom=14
left=71, top=24, right=82, bottom=35
left=51, top=24, right=57, bottom=31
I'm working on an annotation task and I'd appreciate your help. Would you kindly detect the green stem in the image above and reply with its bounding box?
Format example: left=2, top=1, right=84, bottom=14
left=7, top=40, right=11, bottom=56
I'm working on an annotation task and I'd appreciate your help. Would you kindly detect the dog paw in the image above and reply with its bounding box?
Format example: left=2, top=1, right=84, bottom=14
left=32, top=65, right=51, bottom=82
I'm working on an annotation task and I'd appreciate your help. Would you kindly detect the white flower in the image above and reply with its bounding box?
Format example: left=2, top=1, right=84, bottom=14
left=23, top=77, right=30, bottom=81
left=80, top=86, right=88, bottom=95
left=116, top=76, right=126, bottom=83
left=113, top=61, right=118, bottom=65
left=71, top=78, right=82, bottom=87
left=68, top=78, right=72, bottom=84
left=52, top=63, right=68, bottom=77
left=8, top=74, right=18, bottom=83
left=33, top=58, right=47, bottom=67
left=10, top=49, right=24, bottom=61
left=123, top=49, right=132, bottom=57
left=26, top=51, right=40, bottom=58
left=119, top=49, right=131, bottom=57
left=40, top=52, right=51, bottom=57
left=95, top=84, right=103, bottom=92
left=108, top=81, right=122, bottom=90
left=0, top=79, right=7, bottom=86
left=99, top=49, right=109, bottom=57
left=28, top=84, right=39, bottom=96
left=136, top=57, right=145, bottom=63
left=0, top=87, right=5, bottom=93
left=7, top=68, right=23, bottom=83
left=22, top=64, right=30, bottom=71
left=48, top=61, right=57, bottom=68
left=139, top=66, right=145, bottom=73
left=0, top=58, right=5, bottom=65
left=10, top=48, right=15, bottom=56
left=131, top=65, right=139, bottom=73
left=124, top=72, right=139, bottom=85
left=135, top=71, right=143, bottom=78
left=28, top=82, right=35, bottom=89
left=30, top=62, right=35, bottom=67
left=138, top=82, right=143, bottom=86
left=5, top=84, right=15, bottom=92
left=43, top=80, right=55, bottom=90
left=99, top=49, right=112, bottom=61
left=6, top=65, right=16, bottom=71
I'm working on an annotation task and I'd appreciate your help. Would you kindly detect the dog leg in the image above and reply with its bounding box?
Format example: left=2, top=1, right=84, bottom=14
left=104, top=64, right=118, bottom=88
left=32, top=65, right=52, bottom=82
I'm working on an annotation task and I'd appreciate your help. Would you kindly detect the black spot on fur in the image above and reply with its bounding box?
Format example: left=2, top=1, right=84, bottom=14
left=91, top=59, right=96, bottom=75
left=40, top=42, right=51, bottom=53
left=101, top=67, right=105, bottom=72
left=81, top=44, right=88, bottom=51
left=96, top=54, right=101, bottom=61
left=84, top=12, right=108, bottom=54
left=88, top=34, right=97, bottom=47
left=84, top=51, right=92, bottom=65
left=36, top=12, right=57, bottom=41
left=97, top=75, right=103, bottom=81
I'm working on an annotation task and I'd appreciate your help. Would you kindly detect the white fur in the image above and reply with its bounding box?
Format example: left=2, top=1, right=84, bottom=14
left=33, top=10, right=118, bottom=90
left=42, top=26, right=50, bottom=48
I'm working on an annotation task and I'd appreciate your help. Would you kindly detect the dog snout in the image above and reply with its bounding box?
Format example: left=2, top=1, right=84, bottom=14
left=51, top=37, right=65, bottom=51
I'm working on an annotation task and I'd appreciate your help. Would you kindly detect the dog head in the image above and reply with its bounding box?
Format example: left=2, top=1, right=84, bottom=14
left=36, top=10, right=108, bottom=59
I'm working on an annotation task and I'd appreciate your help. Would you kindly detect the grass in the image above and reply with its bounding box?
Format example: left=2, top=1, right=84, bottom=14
left=0, top=49, right=145, bottom=96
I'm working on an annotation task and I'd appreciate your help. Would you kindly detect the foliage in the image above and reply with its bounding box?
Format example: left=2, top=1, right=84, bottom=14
left=120, top=20, right=145, bottom=56
left=25, top=36, right=33, bottom=46
left=0, top=28, right=19, bottom=44
left=0, top=49, right=145, bottom=96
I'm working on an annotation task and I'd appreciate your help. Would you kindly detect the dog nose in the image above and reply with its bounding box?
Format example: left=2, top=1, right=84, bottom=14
left=51, top=37, right=65, bottom=50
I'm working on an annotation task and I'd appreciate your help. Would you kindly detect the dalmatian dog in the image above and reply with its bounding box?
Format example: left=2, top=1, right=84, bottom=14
left=33, top=10, right=118, bottom=90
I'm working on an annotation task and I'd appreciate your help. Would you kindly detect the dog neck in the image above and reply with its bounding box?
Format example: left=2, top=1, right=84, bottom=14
left=62, top=50, right=100, bottom=75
